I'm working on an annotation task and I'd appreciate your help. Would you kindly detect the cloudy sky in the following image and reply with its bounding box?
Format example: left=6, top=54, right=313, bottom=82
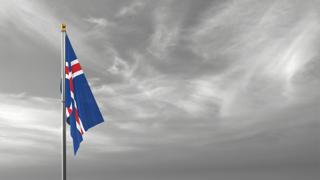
left=0, top=0, right=319, bottom=179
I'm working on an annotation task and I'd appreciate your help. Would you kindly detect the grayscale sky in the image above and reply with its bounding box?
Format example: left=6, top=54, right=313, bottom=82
left=0, top=0, right=319, bottom=180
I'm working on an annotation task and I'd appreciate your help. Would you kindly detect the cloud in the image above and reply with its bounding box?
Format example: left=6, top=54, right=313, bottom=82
left=84, top=17, right=114, bottom=28
left=1, top=0, right=320, bottom=179
left=0, top=93, right=60, bottom=166
left=183, top=0, right=320, bottom=116
left=0, top=0, right=60, bottom=47
left=0, top=92, right=144, bottom=168
left=116, top=1, right=145, bottom=17
left=108, top=55, right=131, bottom=76
left=146, top=5, right=180, bottom=58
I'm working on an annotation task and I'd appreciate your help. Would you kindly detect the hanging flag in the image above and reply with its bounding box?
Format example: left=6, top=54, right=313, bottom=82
left=65, top=34, right=104, bottom=154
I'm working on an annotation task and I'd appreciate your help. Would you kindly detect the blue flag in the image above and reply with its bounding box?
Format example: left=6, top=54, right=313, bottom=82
left=65, top=34, right=104, bottom=154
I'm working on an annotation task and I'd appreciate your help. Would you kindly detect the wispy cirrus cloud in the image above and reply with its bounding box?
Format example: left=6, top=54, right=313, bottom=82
left=186, top=0, right=320, bottom=116
left=0, top=0, right=60, bottom=47
left=0, top=93, right=60, bottom=166
left=116, top=1, right=145, bottom=17
left=0, top=92, right=139, bottom=165
left=1, top=0, right=319, bottom=179
left=147, top=6, right=180, bottom=58
left=84, top=17, right=110, bottom=28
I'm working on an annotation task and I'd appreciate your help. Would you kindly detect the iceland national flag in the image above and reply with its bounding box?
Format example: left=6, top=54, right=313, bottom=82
left=65, top=34, right=104, bottom=155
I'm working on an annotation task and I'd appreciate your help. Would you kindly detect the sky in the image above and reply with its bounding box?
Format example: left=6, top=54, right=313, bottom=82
left=0, top=0, right=319, bottom=180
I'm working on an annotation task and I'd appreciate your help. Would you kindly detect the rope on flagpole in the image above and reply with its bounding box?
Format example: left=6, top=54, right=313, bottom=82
left=61, top=23, right=67, bottom=180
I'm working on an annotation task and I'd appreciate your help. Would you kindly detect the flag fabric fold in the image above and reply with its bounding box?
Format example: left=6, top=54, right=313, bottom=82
left=65, top=34, right=104, bottom=154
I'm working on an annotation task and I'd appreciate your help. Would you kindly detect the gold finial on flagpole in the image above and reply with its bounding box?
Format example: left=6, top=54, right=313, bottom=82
left=61, top=23, right=66, bottom=32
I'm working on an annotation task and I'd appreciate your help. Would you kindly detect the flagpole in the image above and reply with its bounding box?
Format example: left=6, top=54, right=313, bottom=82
left=61, top=23, right=67, bottom=180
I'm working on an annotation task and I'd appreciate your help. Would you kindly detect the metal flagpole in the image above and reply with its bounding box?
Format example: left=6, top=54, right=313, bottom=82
left=61, top=23, right=67, bottom=180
